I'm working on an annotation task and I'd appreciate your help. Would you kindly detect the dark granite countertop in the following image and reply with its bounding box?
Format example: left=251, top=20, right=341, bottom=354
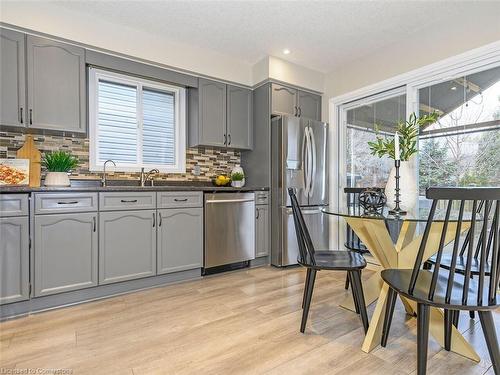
left=0, top=180, right=269, bottom=194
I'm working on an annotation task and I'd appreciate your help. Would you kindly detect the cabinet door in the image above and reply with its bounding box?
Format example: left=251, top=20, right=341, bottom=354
left=271, top=83, right=297, bottom=116
left=227, top=85, right=253, bottom=150
left=0, top=217, right=29, bottom=304
left=0, top=29, right=26, bottom=128
left=255, top=205, right=270, bottom=257
left=27, top=36, right=86, bottom=133
left=157, top=208, right=203, bottom=274
left=99, top=210, right=156, bottom=284
left=34, top=213, right=98, bottom=296
left=298, top=91, right=321, bottom=121
left=198, top=78, right=227, bottom=147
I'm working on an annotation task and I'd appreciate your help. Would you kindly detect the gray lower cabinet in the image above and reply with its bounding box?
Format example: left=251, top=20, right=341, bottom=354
left=0, top=28, right=26, bottom=128
left=227, top=85, right=253, bottom=150
left=255, top=205, right=270, bottom=258
left=0, top=217, right=29, bottom=304
left=298, top=90, right=321, bottom=121
left=34, top=213, right=98, bottom=297
left=27, top=35, right=86, bottom=133
left=157, top=208, right=203, bottom=274
left=99, top=210, right=156, bottom=284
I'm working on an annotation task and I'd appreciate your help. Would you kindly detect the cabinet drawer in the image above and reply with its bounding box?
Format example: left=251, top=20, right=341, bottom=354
left=34, top=193, right=97, bottom=214
left=255, top=191, right=269, bottom=205
left=0, top=194, right=29, bottom=217
left=157, top=191, right=203, bottom=208
left=99, top=192, right=156, bottom=211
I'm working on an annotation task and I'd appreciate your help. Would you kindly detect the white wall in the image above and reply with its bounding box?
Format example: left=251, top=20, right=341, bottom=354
left=267, top=56, right=325, bottom=93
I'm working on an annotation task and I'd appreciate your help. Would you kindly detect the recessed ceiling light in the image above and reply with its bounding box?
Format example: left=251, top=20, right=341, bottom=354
left=450, top=86, right=457, bottom=91
left=283, top=49, right=291, bottom=55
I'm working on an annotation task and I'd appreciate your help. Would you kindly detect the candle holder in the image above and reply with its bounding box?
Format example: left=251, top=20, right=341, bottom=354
left=388, top=160, right=407, bottom=216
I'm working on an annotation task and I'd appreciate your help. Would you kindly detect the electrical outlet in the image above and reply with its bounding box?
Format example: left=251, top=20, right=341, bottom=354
left=193, top=165, right=201, bottom=176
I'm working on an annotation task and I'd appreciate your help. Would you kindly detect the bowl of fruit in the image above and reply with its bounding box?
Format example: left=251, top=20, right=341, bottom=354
left=213, top=175, right=231, bottom=187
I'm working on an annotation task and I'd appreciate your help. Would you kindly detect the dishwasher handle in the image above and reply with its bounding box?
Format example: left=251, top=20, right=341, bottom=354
left=205, top=198, right=255, bottom=204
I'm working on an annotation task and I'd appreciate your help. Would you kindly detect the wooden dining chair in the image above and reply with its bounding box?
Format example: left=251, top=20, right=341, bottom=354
left=344, top=187, right=370, bottom=291
left=380, top=187, right=500, bottom=375
left=288, top=188, right=369, bottom=334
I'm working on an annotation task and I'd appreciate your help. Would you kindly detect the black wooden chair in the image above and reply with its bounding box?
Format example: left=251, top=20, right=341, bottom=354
left=288, top=188, right=369, bottom=334
left=380, top=187, right=500, bottom=375
left=426, top=200, right=492, bottom=321
left=344, top=187, right=371, bottom=291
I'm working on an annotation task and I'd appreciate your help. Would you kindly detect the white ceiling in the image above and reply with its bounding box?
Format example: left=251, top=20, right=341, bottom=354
left=50, top=0, right=500, bottom=73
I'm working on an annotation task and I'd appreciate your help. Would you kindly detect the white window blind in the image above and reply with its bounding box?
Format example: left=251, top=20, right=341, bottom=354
left=89, top=68, right=186, bottom=173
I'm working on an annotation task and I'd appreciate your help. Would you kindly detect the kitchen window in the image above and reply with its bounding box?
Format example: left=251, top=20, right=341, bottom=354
left=89, top=68, right=186, bottom=173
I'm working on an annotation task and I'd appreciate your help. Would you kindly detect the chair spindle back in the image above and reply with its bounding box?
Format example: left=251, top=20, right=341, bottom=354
left=408, top=187, right=500, bottom=307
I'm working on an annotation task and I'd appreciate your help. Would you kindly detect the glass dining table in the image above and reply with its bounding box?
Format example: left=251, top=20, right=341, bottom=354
left=322, top=205, right=481, bottom=362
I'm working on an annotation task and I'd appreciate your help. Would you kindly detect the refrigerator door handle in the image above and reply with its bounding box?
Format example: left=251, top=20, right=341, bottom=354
left=305, top=127, right=313, bottom=198
left=302, top=127, right=310, bottom=197
left=308, top=126, right=317, bottom=198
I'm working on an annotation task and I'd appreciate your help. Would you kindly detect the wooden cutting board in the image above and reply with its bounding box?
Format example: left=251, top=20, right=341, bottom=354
left=16, top=134, right=41, bottom=187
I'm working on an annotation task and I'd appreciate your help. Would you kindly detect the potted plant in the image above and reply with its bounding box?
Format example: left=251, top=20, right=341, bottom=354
left=42, top=150, right=79, bottom=187
left=368, top=112, right=438, bottom=211
left=231, top=171, right=245, bottom=188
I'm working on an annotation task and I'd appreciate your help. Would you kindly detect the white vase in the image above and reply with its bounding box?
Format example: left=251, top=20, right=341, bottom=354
left=44, top=172, right=71, bottom=187
left=385, top=160, right=418, bottom=213
left=231, top=179, right=245, bottom=188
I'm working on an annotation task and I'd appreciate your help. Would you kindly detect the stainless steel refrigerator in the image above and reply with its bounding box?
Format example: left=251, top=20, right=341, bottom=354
left=271, top=115, right=329, bottom=267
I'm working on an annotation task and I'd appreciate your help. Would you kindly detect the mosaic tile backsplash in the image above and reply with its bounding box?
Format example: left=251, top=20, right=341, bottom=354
left=0, top=130, right=241, bottom=182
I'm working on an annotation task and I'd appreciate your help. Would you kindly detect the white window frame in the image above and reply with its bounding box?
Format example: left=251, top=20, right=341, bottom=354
left=89, top=67, right=186, bottom=173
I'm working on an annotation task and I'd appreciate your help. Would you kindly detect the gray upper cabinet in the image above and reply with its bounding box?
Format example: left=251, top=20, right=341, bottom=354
left=0, top=216, right=29, bottom=305
left=34, top=213, right=98, bottom=297
left=27, top=35, right=86, bottom=133
left=0, top=29, right=26, bottom=128
left=298, top=90, right=321, bottom=121
left=271, top=83, right=297, bottom=116
left=99, top=210, right=156, bottom=285
left=255, top=204, right=270, bottom=258
left=227, top=85, right=253, bottom=150
left=189, top=78, right=227, bottom=148
left=157, top=208, right=203, bottom=274
left=271, top=83, right=321, bottom=121
left=189, top=79, right=253, bottom=150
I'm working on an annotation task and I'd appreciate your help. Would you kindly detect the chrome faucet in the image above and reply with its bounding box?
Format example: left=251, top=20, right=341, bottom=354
left=140, top=168, right=160, bottom=187
left=102, top=160, right=116, bottom=187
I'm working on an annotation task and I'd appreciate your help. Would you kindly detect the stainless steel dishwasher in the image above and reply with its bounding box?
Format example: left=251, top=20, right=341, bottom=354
left=204, top=192, right=255, bottom=271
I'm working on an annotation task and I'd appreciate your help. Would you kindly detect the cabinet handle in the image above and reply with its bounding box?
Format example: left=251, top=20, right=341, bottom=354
left=19, top=108, right=23, bottom=124
left=120, top=199, right=138, bottom=203
left=293, top=106, right=297, bottom=116
left=298, top=107, right=302, bottom=117
left=153, top=212, right=155, bottom=227
left=57, top=201, right=78, bottom=205
left=174, top=198, right=188, bottom=202
left=228, top=134, right=231, bottom=146
left=29, top=109, right=33, bottom=125
left=158, top=212, right=162, bottom=227
left=256, top=208, right=260, bottom=219
left=224, top=134, right=227, bottom=145
left=93, top=216, right=96, bottom=232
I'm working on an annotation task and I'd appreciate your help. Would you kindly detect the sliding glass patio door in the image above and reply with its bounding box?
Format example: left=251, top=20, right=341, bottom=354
left=340, top=89, right=407, bottom=190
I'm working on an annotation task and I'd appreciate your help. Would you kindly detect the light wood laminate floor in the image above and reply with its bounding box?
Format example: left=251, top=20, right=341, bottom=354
left=0, top=266, right=498, bottom=375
